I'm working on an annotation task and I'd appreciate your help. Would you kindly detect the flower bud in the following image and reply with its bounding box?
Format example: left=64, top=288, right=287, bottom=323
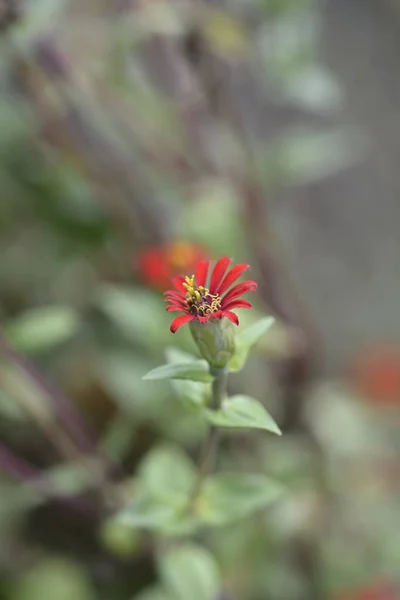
left=190, top=317, right=236, bottom=368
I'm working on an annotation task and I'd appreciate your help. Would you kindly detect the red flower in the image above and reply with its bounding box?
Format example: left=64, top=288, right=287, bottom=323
left=137, top=241, right=209, bottom=291
left=164, top=257, right=257, bottom=333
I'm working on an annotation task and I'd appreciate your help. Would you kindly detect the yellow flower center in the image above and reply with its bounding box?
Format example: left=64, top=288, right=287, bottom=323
left=183, top=275, right=222, bottom=317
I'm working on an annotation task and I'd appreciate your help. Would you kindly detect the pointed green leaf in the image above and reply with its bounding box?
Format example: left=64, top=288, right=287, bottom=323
left=118, top=492, right=197, bottom=536
left=229, top=317, right=275, bottom=372
left=138, top=444, right=196, bottom=502
left=143, top=361, right=212, bottom=382
left=117, top=495, right=182, bottom=531
left=205, top=395, right=281, bottom=435
left=5, top=306, right=80, bottom=354
left=158, top=544, right=220, bottom=600
left=165, top=347, right=210, bottom=407
left=165, top=347, right=199, bottom=364
left=197, top=473, right=284, bottom=526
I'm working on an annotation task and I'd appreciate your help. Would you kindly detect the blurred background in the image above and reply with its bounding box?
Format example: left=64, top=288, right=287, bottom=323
left=0, top=0, right=399, bottom=599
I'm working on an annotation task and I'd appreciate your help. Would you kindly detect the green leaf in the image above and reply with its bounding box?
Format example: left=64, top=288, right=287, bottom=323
left=12, top=558, right=94, bottom=600
left=138, top=444, right=196, bottom=502
left=99, top=352, right=170, bottom=412
left=119, top=445, right=198, bottom=535
left=143, top=361, right=212, bottom=382
left=205, top=395, right=281, bottom=435
left=95, top=285, right=170, bottom=350
left=99, top=517, right=141, bottom=559
left=133, top=586, right=170, bottom=600
left=117, top=495, right=183, bottom=531
left=282, top=66, right=342, bottom=115
left=158, top=544, right=220, bottom=600
left=46, top=463, right=95, bottom=496
left=99, top=352, right=206, bottom=443
left=0, top=364, right=52, bottom=425
left=5, top=306, right=80, bottom=354
left=165, top=347, right=199, bottom=363
left=165, top=347, right=210, bottom=407
left=274, top=128, right=365, bottom=186
left=118, top=490, right=198, bottom=536
left=197, top=473, right=284, bottom=525
left=229, top=317, right=275, bottom=372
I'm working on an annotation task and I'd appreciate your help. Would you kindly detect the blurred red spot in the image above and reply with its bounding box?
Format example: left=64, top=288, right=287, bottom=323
left=137, top=241, right=209, bottom=291
left=350, top=344, right=400, bottom=406
left=336, top=581, right=399, bottom=600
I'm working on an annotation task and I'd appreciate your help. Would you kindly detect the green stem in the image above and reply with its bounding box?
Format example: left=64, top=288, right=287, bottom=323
left=190, top=366, right=228, bottom=502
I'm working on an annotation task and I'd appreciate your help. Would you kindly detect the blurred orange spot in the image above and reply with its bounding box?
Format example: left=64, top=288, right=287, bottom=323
left=136, top=241, right=209, bottom=291
left=167, top=241, right=202, bottom=270
left=350, top=344, right=400, bottom=406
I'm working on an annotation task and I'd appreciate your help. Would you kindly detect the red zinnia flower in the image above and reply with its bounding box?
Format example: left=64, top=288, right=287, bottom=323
left=137, top=241, right=209, bottom=291
left=164, top=257, right=257, bottom=333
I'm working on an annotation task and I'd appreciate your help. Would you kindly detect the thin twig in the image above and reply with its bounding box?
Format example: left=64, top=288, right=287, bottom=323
left=0, top=334, right=95, bottom=453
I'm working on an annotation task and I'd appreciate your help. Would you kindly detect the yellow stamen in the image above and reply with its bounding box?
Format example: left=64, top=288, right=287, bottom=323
left=182, top=272, right=222, bottom=318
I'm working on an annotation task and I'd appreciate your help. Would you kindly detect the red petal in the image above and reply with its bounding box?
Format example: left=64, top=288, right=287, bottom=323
left=172, top=275, right=186, bottom=293
left=170, top=314, right=194, bottom=333
left=166, top=305, right=186, bottom=312
left=166, top=303, right=186, bottom=311
left=222, top=299, right=252, bottom=311
left=217, top=264, right=250, bottom=295
left=209, top=257, right=232, bottom=294
left=198, top=315, right=210, bottom=324
left=195, top=260, right=210, bottom=288
left=164, top=291, right=186, bottom=305
left=221, top=280, right=257, bottom=304
left=222, top=310, right=239, bottom=325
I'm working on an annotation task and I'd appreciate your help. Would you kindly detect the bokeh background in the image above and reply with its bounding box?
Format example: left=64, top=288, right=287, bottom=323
left=0, top=0, right=399, bottom=599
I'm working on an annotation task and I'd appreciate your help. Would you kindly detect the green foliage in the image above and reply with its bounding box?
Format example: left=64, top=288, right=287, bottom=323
left=0, top=0, right=386, bottom=597
left=270, top=128, right=365, bottom=186
left=229, top=317, right=275, bottom=372
left=165, top=347, right=211, bottom=408
left=262, top=0, right=316, bottom=16
left=137, top=444, right=196, bottom=502
left=100, top=351, right=171, bottom=412
left=96, top=285, right=171, bottom=350
left=158, top=544, right=220, bottom=600
left=99, top=517, right=142, bottom=559
left=143, top=362, right=213, bottom=383
left=205, top=394, right=281, bottom=435
left=118, top=444, right=197, bottom=535
left=5, top=306, right=80, bottom=354
left=133, top=588, right=169, bottom=600
left=196, top=473, right=284, bottom=526
left=11, top=558, right=94, bottom=600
